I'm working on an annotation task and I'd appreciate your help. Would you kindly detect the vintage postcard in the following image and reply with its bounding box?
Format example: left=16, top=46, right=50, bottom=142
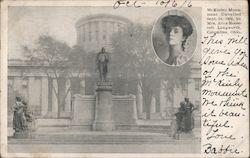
left=0, top=0, right=249, bottom=157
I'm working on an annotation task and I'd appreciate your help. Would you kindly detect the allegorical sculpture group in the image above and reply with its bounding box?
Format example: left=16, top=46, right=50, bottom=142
left=12, top=96, right=34, bottom=134
left=172, top=97, right=196, bottom=139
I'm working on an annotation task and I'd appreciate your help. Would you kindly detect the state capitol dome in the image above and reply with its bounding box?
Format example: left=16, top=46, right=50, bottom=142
left=75, top=14, right=132, bottom=53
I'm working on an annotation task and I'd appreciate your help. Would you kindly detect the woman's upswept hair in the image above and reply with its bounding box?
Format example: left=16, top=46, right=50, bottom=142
left=161, top=15, right=193, bottom=50
left=162, top=15, right=193, bottom=37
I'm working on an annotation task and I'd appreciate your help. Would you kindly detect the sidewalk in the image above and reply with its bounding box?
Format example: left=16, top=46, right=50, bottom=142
left=8, top=141, right=201, bottom=153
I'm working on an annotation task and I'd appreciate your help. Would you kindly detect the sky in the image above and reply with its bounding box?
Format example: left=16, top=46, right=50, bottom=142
left=8, top=6, right=201, bottom=59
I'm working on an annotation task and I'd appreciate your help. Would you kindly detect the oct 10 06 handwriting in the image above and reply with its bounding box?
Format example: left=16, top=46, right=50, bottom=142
left=113, top=0, right=192, bottom=9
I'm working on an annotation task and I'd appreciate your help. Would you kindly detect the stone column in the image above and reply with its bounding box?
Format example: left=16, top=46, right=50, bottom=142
left=41, top=77, right=48, bottom=117
left=150, top=95, right=156, bottom=119
left=150, top=95, right=156, bottom=113
left=21, top=79, right=28, bottom=101
left=173, top=86, right=184, bottom=116
left=64, top=79, right=71, bottom=113
left=173, top=87, right=179, bottom=108
left=131, top=94, right=138, bottom=120
left=188, top=78, right=200, bottom=127
left=92, top=82, right=115, bottom=131
left=52, top=79, right=58, bottom=118
left=80, top=80, right=85, bottom=95
left=28, top=77, right=35, bottom=106
left=160, top=80, right=167, bottom=118
left=136, top=82, right=143, bottom=119
left=86, top=23, right=89, bottom=42
left=14, top=77, right=22, bottom=95
left=98, top=21, right=103, bottom=44
left=188, top=79, right=195, bottom=100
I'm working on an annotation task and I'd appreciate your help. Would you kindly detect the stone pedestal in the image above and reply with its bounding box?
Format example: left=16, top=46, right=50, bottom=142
left=172, top=131, right=195, bottom=140
left=92, top=82, right=115, bottom=131
left=71, top=95, right=95, bottom=130
left=179, top=131, right=195, bottom=139
left=13, top=130, right=34, bottom=139
left=150, top=112, right=162, bottom=120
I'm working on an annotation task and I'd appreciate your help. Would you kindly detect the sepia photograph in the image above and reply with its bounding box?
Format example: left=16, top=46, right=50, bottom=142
left=4, top=4, right=202, bottom=155
left=2, top=0, right=249, bottom=157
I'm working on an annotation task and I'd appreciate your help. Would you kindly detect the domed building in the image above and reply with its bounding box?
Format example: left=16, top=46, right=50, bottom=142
left=75, top=14, right=132, bottom=52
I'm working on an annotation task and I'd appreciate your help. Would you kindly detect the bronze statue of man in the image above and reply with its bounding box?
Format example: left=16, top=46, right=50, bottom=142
left=96, top=47, right=110, bottom=82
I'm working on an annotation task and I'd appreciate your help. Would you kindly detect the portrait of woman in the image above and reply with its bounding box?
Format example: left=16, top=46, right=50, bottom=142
left=152, top=10, right=197, bottom=66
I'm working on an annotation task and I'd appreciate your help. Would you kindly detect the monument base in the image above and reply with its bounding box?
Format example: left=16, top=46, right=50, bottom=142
left=179, top=131, right=195, bottom=139
left=13, top=131, right=34, bottom=139
left=173, top=131, right=195, bottom=140
left=93, top=82, right=114, bottom=131
left=92, top=121, right=115, bottom=131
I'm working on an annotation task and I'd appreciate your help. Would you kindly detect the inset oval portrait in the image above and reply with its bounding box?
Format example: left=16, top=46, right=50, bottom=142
left=152, top=9, right=197, bottom=66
